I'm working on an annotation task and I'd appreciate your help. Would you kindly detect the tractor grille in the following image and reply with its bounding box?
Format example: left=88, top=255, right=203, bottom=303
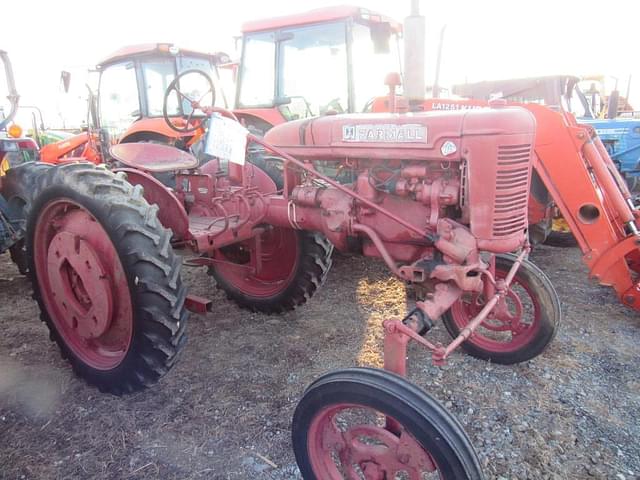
left=492, top=144, right=531, bottom=237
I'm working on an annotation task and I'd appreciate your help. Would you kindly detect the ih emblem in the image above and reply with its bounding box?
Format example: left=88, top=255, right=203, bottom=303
left=441, top=141, right=457, bottom=156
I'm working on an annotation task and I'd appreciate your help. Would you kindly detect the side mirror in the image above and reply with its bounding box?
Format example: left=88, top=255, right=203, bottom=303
left=370, top=22, right=392, bottom=54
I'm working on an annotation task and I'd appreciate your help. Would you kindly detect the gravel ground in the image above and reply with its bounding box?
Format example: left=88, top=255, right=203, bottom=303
left=0, top=244, right=638, bottom=479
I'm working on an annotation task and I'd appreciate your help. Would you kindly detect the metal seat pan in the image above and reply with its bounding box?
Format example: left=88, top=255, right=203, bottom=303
left=110, top=143, right=198, bottom=173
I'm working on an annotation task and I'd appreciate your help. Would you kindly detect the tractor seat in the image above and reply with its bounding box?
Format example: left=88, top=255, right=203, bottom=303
left=110, top=143, right=198, bottom=173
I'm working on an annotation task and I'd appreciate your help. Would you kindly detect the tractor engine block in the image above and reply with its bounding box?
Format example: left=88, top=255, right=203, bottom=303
left=262, top=107, right=536, bottom=267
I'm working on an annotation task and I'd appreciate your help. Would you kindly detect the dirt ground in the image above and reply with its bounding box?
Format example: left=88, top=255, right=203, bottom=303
left=0, top=244, right=638, bottom=480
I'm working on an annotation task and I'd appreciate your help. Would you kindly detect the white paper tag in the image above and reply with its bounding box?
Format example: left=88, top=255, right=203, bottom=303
left=204, top=114, right=249, bottom=165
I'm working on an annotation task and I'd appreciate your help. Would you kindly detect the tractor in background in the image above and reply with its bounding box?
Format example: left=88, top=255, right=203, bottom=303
left=233, top=6, right=403, bottom=134
left=583, top=116, right=640, bottom=190
left=39, top=43, right=231, bottom=164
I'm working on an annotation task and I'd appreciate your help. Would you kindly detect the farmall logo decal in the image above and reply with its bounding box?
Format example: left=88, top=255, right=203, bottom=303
left=342, top=124, right=427, bottom=143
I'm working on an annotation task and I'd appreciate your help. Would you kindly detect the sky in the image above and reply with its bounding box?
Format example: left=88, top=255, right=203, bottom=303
left=2, top=0, right=639, bottom=128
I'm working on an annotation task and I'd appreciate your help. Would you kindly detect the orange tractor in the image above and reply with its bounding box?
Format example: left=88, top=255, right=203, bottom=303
left=39, top=43, right=231, bottom=164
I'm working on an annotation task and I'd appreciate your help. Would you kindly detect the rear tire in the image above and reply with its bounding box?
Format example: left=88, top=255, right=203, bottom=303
left=292, top=368, right=484, bottom=480
left=210, top=229, right=333, bottom=314
left=26, top=163, right=187, bottom=394
left=442, top=254, right=560, bottom=364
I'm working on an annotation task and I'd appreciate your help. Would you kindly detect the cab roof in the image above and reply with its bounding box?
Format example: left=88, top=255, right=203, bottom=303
left=242, top=6, right=402, bottom=34
left=97, top=44, right=228, bottom=68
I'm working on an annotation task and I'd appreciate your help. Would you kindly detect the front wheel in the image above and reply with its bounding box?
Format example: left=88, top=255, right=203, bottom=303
left=292, top=368, right=484, bottom=480
left=443, top=253, right=560, bottom=364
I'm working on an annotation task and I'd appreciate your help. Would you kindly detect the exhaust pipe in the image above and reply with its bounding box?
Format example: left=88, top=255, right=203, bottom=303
left=403, top=0, right=426, bottom=102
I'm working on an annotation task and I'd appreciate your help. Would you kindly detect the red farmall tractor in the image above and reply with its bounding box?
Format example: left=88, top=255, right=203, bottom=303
left=8, top=57, right=562, bottom=476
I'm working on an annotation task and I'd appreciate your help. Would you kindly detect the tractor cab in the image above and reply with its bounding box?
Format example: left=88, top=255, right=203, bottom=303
left=95, top=44, right=231, bottom=144
left=235, top=6, right=403, bottom=133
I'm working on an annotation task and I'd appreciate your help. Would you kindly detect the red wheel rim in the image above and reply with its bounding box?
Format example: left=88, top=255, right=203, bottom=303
left=33, top=199, right=133, bottom=370
left=449, top=265, right=541, bottom=353
left=307, top=403, right=439, bottom=479
left=214, top=227, right=299, bottom=297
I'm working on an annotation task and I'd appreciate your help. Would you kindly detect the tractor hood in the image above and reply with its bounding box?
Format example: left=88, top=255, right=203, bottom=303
left=264, top=108, right=536, bottom=161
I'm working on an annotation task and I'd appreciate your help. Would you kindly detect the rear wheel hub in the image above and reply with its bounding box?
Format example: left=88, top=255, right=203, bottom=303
left=33, top=199, right=133, bottom=370
left=47, top=231, right=113, bottom=339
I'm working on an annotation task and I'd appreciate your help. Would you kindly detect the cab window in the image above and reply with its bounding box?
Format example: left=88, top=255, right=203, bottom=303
left=99, top=62, right=140, bottom=139
left=237, top=32, right=276, bottom=107
left=142, top=60, right=178, bottom=117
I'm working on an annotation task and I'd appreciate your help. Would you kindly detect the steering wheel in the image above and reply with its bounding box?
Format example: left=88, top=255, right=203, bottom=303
left=163, top=69, right=216, bottom=134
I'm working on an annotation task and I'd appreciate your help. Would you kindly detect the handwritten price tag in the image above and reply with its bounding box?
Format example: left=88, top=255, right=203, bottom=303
left=205, top=114, right=249, bottom=165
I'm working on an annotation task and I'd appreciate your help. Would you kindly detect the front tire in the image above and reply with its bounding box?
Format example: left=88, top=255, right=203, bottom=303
left=26, top=163, right=187, bottom=394
left=442, top=253, right=560, bottom=364
left=292, top=368, right=484, bottom=480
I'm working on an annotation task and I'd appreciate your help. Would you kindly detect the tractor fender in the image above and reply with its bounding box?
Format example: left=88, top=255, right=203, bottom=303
left=113, top=168, right=190, bottom=241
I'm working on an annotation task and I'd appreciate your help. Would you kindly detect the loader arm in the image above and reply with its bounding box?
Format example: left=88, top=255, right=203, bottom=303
left=529, top=104, right=640, bottom=306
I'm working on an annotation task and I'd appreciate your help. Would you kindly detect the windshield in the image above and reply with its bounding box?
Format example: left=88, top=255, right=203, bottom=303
left=578, top=80, right=602, bottom=117
left=351, top=22, right=402, bottom=112
left=238, top=20, right=401, bottom=118
left=99, top=55, right=224, bottom=139
left=280, top=22, right=348, bottom=116
left=237, top=32, right=276, bottom=107
left=143, top=56, right=222, bottom=117
left=98, top=61, right=140, bottom=139
left=142, top=60, right=178, bottom=116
